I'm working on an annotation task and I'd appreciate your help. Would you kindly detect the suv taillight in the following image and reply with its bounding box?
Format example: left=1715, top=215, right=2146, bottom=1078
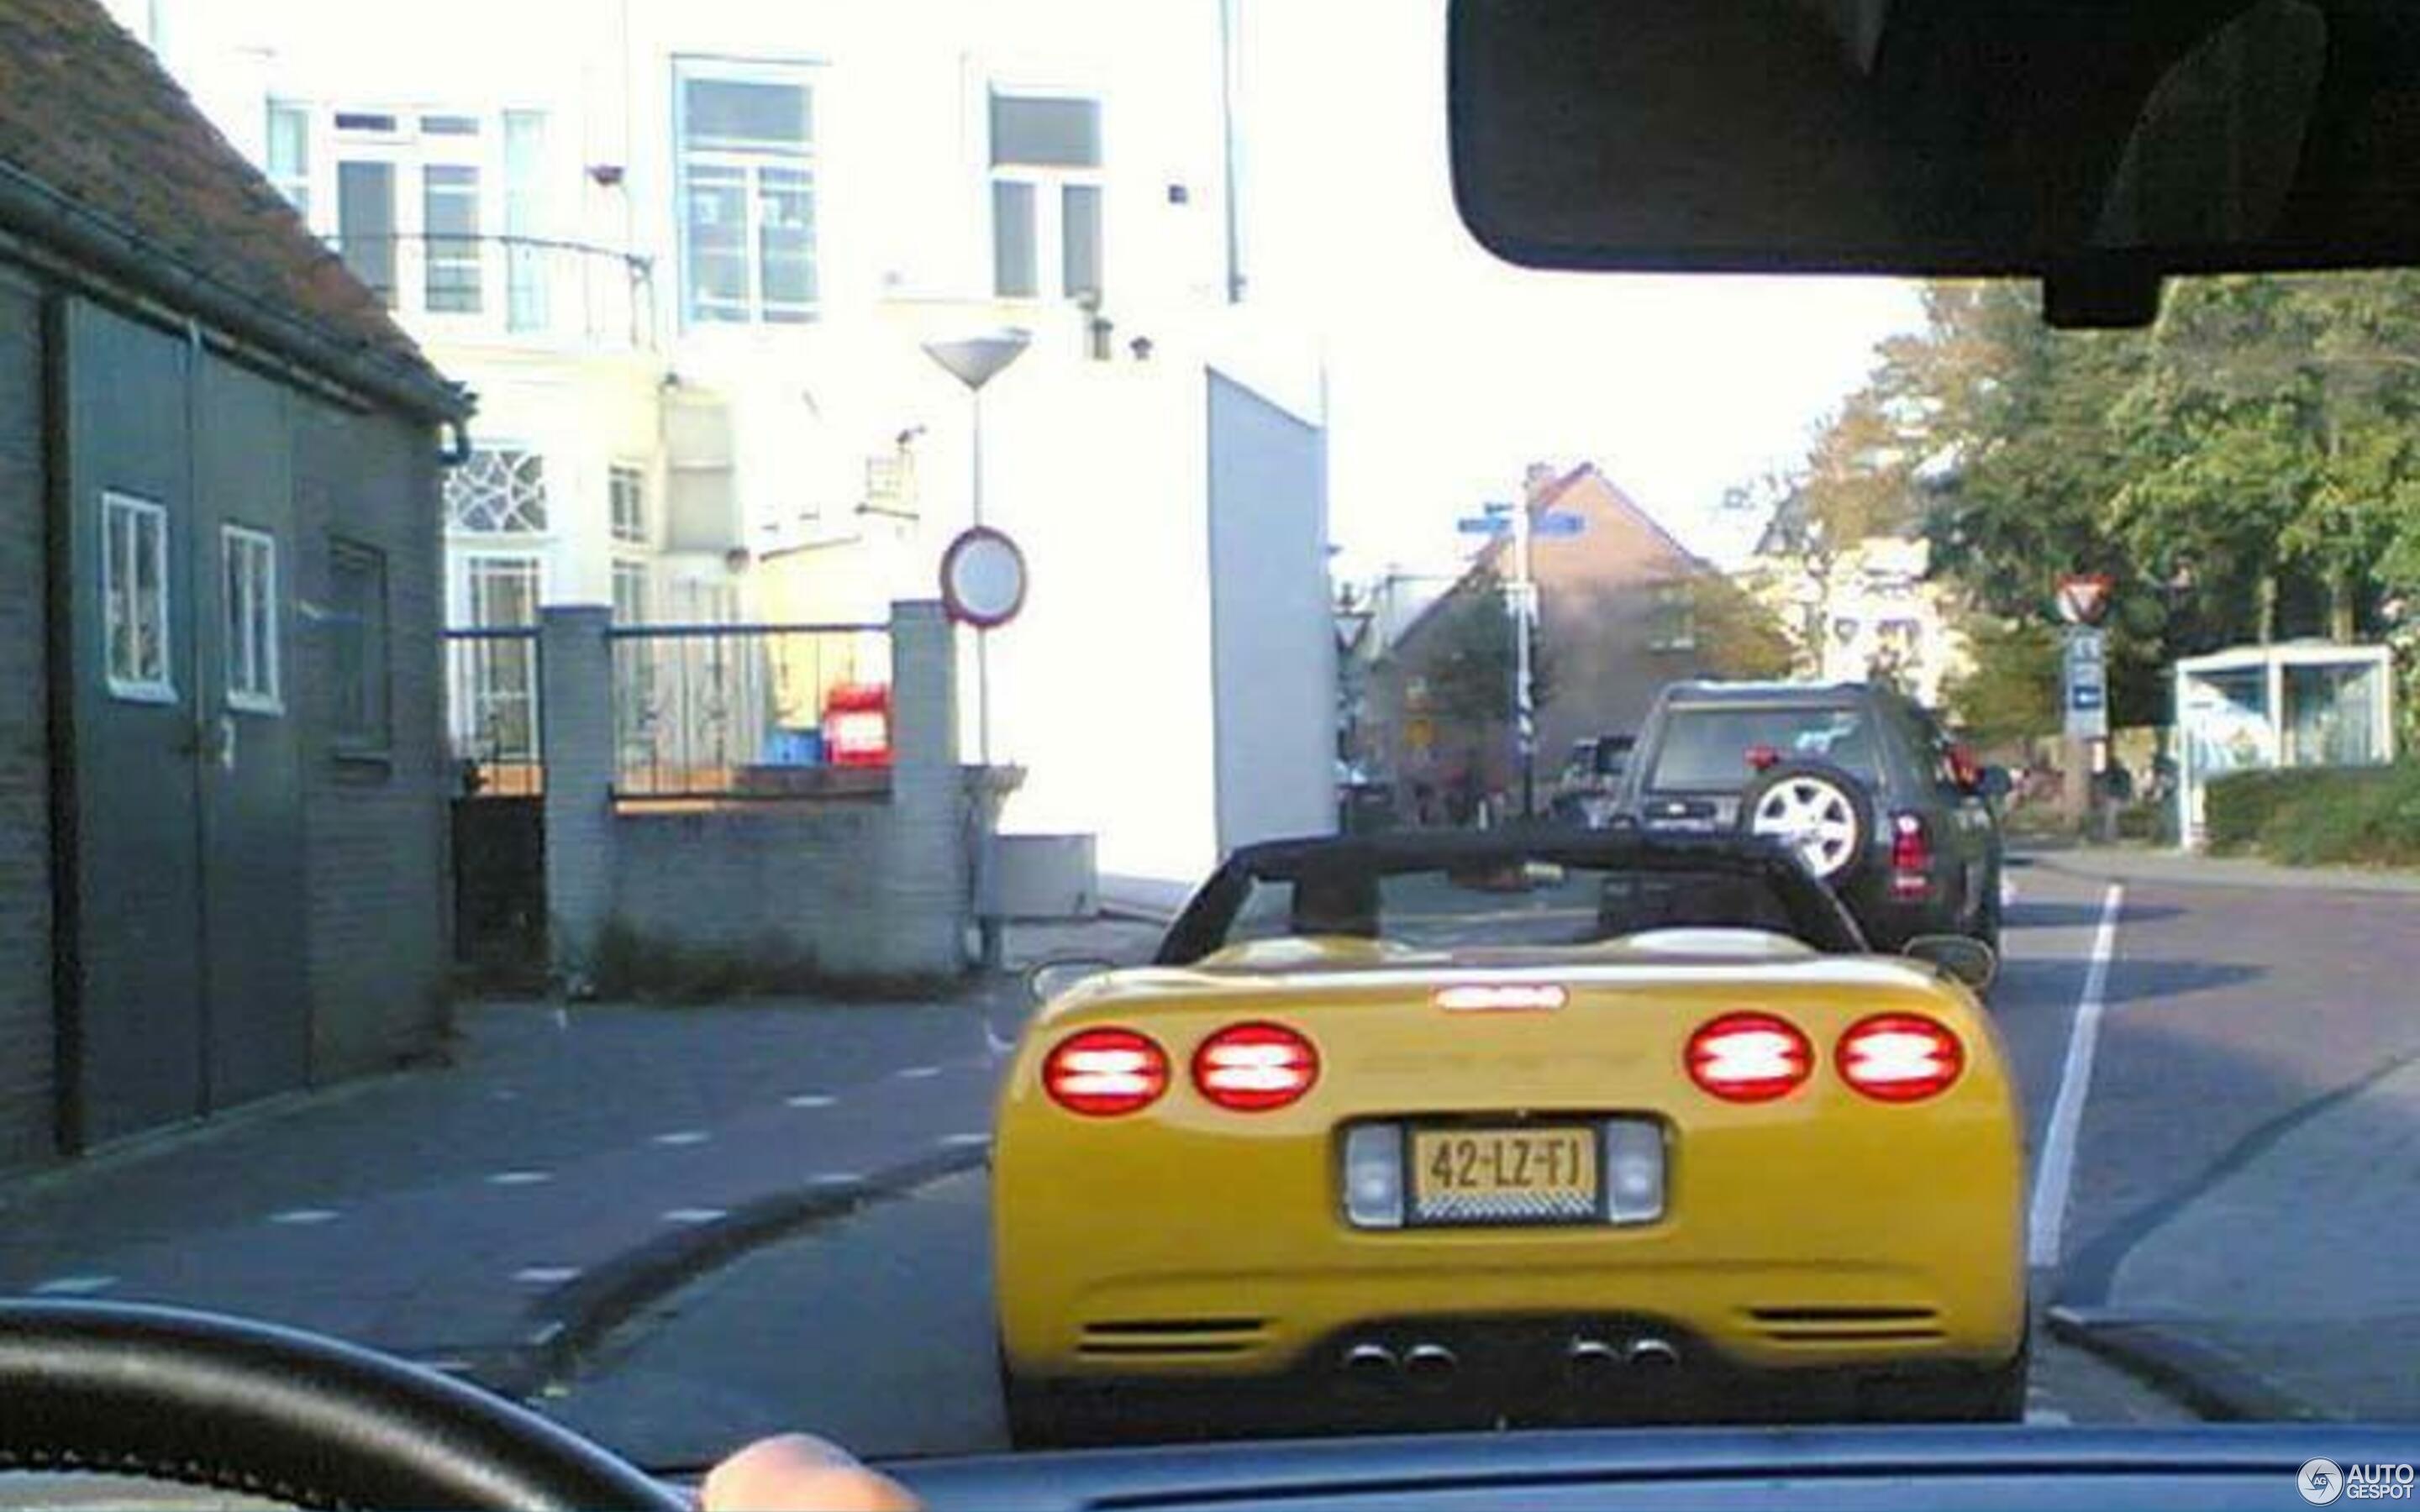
left=1890, top=812, right=1932, bottom=900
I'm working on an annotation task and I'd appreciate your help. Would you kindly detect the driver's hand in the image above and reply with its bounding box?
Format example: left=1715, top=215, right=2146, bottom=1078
left=698, top=1433, right=919, bottom=1511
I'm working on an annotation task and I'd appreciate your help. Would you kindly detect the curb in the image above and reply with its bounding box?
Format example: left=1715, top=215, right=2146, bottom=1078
left=488, top=1142, right=990, bottom=1399
left=2024, top=848, right=2420, bottom=898
left=2044, top=1305, right=2333, bottom=1423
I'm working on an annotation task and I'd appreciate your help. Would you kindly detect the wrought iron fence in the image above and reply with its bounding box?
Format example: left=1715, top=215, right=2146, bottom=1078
left=334, top=233, right=656, bottom=348
left=445, top=627, right=544, bottom=796
left=609, top=623, right=893, bottom=800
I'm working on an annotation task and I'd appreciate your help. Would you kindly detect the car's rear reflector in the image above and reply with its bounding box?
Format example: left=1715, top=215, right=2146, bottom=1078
left=1043, top=1027, right=1170, bottom=1116
left=1434, top=983, right=1568, bottom=1012
left=1686, top=1012, right=1812, bottom=1102
left=1837, top=1014, right=1965, bottom=1101
left=1192, top=1023, right=1319, bottom=1111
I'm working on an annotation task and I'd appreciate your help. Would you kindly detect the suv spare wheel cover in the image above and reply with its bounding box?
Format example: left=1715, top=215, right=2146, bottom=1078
left=1744, top=767, right=1864, bottom=880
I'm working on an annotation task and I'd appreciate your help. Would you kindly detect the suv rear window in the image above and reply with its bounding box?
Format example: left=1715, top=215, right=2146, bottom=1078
left=1647, top=704, right=1882, bottom=790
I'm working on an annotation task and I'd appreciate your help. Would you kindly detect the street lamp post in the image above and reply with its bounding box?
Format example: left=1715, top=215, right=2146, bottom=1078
left=923, top=329, right=1030, bottom=972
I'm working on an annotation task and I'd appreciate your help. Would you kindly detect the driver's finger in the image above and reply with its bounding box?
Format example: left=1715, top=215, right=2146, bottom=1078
left=697, top=1433, right=920, bottom=1511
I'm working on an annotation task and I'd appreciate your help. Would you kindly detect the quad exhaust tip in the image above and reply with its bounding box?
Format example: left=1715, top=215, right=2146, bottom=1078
left=1403, top=1342, right=1459, bottom=1382
left=1342, top=1341, right=1399, bottom=1378
left=1628, top=1336, right=1681, bottom=1368
left=1565, top=1336, right=1621, bottom=1373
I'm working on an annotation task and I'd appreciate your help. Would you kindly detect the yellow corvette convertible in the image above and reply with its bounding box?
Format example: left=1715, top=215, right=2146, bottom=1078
left=993, top=830, right=2025, bottom=1444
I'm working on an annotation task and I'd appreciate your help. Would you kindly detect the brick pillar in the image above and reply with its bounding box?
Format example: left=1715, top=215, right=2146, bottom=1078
left=883, top=600, right=971, bottom=972
left=539, top=605, right=616, bottom=985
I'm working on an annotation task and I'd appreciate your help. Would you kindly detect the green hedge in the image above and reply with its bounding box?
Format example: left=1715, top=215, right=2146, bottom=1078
left=2205, top=764, right=2420, bottom=866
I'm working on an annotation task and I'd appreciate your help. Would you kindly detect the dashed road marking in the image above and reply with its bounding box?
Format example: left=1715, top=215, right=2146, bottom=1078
left=661, top=1207, right=728, bottom=1225
left=2002, top=873, right=2021, bottom=907
left=488, top=1169, right=552, bottom=1186
left=895, top=1065, right=943, bottom=1080
left=939, top=1132, right=992, bottom=1148
left=2028, top=882, right=2126, bottom=1270
left=268, top=1208, right=339, bottom=1226
left=2025, top=1406, right=2074, bottom=1425
left=652, top=1130, right=711, bottom=1147
left=785, top=1094, right=836, bottom=1109
left=32, top=1275, right=116, bottom=1296
left=811, top=1172, right=864, bottom=1187
left=513, top=1265, right=581, bottom=1285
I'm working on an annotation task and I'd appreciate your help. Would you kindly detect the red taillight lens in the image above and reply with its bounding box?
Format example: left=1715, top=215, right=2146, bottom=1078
left=1745, top=743, right=1781, bottom=772
left=1837, top=1014, right=1965, bottom=1101
left=1890, top=812, right=1932, bottom=899
left=1192, top=1022, right=1320, bottom=1111
left=1042, top=1027, right=1169, bottom=1116
left=1686, top=1013, right=1812, bottom=1102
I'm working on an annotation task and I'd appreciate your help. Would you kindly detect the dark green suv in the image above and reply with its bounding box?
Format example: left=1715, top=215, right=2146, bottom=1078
left=1616, top=681, right=2009, bottom=952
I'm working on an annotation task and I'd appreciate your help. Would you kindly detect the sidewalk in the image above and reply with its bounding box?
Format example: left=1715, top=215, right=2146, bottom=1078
left=0, top=916, right=1150, bottom=1398
left=2024, top=842, right=2420, bottom=896
left=2051, top=1054, right=2420, bottom=1420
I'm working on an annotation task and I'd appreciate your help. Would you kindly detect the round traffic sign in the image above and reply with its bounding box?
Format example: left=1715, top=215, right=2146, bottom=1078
left=939, top=525, right=1028, bottom=629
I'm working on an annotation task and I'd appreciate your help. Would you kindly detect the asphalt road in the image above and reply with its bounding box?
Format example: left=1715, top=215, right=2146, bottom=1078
left=538, top=859, right=2420, bottom=1469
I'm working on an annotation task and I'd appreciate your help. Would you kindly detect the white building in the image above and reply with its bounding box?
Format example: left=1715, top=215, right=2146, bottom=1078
left=122, top=0, right=1333, bottom=880
left=1743, top=535, right=1971, bottom=708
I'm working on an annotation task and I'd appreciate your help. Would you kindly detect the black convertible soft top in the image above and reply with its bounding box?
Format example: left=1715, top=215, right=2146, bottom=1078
left=1154, top=827, right=1869, bottom=965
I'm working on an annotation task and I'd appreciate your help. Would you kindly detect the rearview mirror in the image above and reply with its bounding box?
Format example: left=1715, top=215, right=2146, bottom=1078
left=1026, top=957, right=1117, bottom=1005
left=1903, top=935, right=1998, bottom=993
left=1449, top=0, right=2411, bottom=324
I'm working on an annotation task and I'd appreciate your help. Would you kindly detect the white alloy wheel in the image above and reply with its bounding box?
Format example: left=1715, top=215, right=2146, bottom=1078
left=1749, top=773, right=1863, bottom=879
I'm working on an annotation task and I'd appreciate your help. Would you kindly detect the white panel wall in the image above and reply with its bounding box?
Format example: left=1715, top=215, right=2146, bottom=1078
left=1207, top=370, right=1334, bottom=850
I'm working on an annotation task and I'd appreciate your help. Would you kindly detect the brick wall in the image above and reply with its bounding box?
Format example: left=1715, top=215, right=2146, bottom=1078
left=292, top=396, right=449, bottom=1076
left=0, top=269, right=54, bottom=1169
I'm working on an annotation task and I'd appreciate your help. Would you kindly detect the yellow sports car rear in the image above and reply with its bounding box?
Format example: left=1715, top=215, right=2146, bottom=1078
left=992, top=832, right=2025, bottom=1443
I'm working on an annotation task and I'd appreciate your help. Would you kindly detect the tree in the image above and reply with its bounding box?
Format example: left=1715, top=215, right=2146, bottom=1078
left=1691, top=575, right=1798, bottom=680
left=1941, top=618, right=2060, bottom=748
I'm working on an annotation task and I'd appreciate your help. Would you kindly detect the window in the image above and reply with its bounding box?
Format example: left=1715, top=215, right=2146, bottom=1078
left=613, top=559, right=651, bottom=624
left=990, top=93, right=1104, bottom=302
left=266, top=102, right=310, bottom=218
left=421, top=114, right=480, bottom=137
left=222, top=526, right=281, bottom=714
left=445, top=446, right=549, bottom=533
left=328, top=541, right=388, bottom=751
left=337, top=160, right=397, bottom=306
left=102, top=491, right=173, bottom=702
left=465, top=556, right=542, bottom=627
left=677, top=65, right=817, bottom=324
left=424, top=164, right=482, bottom=313
left=503, top=111, right=550, bottom=331
left=458, top=557, right=541, bottom=764
left=610, top=464, right=648, bottom=544
left=1648, top=580, right=1697, bottom=651
left=334, top=111, right=397, bottom=134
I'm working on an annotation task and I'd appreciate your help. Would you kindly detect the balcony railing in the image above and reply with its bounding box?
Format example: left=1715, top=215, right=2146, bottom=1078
left=609, top=622, right=894, bottom=800
left=445, top=627, right=544, bottom=796
left=338, top=234, right=656, bottom=349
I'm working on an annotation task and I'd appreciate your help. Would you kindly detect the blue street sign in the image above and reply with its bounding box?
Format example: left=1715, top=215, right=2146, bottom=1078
left=1483, top=500, right=1515, bottom=517
left=1534, top=512, right=1586, bottom=538
left=1457, top=517, right=1512, bottom=536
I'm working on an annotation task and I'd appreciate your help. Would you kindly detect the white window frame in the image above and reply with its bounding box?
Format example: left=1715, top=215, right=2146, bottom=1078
left=673, top=58, right=820, bottom=328
left=609, top=462, right=649, bottom=546
left=987, top=90, right=1105, bottom=304
left=305, top=104, right=540, bottom=328
left=445, top=443, right=551, bottom=535
left=266, top=101, right=311, bottom=219
left=222, top=524, right=283, bottom=716
left=102, top=491, right=175, bottom=704
left=1647, top=580, right=1698, bottom=653
left=612, top=558, right=653, bottom=624
left=455, top=552, right=545, bottom=628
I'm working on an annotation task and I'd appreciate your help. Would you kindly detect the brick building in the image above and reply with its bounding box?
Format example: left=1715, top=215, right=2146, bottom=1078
left=1366, top=463, right=1752, bottom=814
left=0, top=0, right=469, bottom=1166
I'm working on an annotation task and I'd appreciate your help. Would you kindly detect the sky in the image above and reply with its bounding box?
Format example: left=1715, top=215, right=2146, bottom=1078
left=1239, top=0, right=1925, bottom=580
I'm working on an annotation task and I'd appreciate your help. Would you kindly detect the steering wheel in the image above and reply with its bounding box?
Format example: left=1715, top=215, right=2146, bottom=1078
left=0, top=1300, right=687, bottom=1510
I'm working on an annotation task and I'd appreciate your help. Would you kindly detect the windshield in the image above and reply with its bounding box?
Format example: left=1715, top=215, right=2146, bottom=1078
left=9, top=0, right=2420, bottom=1487
left=1648, top=705, right=1882, bottom=790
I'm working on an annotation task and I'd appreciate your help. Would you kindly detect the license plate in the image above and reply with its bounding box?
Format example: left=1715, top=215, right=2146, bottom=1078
left=1408, top=1125, right=1600, bottom=1226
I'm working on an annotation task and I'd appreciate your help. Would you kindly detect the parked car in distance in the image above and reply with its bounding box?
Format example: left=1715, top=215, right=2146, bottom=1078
left=1547, top=735, right=1635, bottom=828
left=1616, top=682, right=2008, bottom=952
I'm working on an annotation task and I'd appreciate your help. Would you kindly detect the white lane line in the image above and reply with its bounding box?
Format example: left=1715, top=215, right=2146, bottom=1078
left=652, top=1129, right=711, bottom=1147
left=661, top=1207, right=728, bottom=1225
left=2028, top=882, right=2126, bottom=1270
left=513, top=1265, right=581, bottom=1285
left=267, top=1208, right=339, bottom=1226
left=895, top=1065, right=943, bottom=1080
left=811, top=1172, right=864, bottom=1187
left=939, top=1131, right=992, bottom=1148
left=2002, top=873, right=2021, bottom=907
left=785, top=1094, right=836, bottom=1109
left=2025, top=1407, right=2074, bottom=1425
left=487, top=1169, right=551, bottom=1186
left=32, top=1275, right=117, bottom=1296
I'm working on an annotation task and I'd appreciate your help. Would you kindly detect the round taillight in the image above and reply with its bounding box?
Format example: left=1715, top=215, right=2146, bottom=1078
left=1686, top=1013, right=1812, bottom=1103
left=1837, top=1014, right=1965, bottom=1102
left=1042, top=1027, right=1169, bottom=1116
left=1192, top=1022, right=1320, bottom=1112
